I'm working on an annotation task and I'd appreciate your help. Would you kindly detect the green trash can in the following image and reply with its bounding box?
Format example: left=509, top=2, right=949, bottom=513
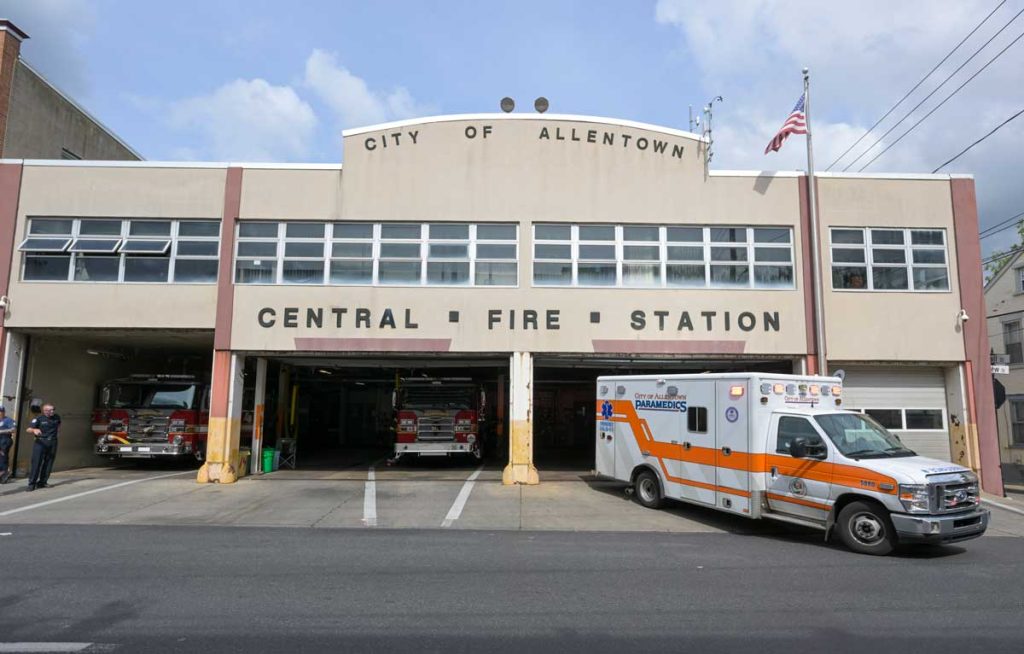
left=262, top=448, right=276, bottom=473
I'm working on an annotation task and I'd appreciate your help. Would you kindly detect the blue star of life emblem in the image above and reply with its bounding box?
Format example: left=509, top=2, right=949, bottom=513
left=601, top=401, right=614, bottom=419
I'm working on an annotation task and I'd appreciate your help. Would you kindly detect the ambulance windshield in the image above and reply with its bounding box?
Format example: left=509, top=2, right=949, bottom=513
left=814, top=413, right=916, bottom=459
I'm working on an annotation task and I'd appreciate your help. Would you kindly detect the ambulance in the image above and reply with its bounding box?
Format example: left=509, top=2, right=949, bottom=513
left=595, top=373, right=989, bottom=555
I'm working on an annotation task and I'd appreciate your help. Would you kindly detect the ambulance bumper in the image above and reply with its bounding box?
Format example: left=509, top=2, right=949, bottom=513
left=891, top=507, right=989, bottom=544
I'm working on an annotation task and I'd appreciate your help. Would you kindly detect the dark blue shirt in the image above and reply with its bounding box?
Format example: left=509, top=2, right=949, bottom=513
left=30, top=413, right=60, bottom=439
left=0, top=416, right=15, bottom=436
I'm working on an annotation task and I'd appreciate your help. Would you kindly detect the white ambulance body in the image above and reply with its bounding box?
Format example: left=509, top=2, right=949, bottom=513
left=596, top=373, right=989, bottom=555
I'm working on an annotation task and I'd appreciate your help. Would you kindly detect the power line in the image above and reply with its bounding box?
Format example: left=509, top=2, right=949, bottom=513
left=983, top=246, right=1024, bottom=266
left=981, top=221, right=1024, bottom=240
left=842, top=6, right=1024, bottom=172
left=857, top=27, right=1024, bottom=172
left=979, top=209, right=1024, bottom=239
left=932, top=106, right=1024, bottom=172
left=825, top=0, right=1008, bottom=171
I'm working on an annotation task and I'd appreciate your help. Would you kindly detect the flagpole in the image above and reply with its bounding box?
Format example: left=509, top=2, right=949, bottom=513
left=804, top=67, right=828, bottom=376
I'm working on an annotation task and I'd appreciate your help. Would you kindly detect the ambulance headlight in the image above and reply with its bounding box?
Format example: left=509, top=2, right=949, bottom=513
left=898, top=484, right=931, bottom=513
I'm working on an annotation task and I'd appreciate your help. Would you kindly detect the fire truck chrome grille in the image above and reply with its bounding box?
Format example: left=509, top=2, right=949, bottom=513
left=417, top=416, right=456, bottom=441
left=127, top=416, right=171, bottom=442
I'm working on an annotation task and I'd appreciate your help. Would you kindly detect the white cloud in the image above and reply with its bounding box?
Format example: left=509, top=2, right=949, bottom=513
left=168, top=78, right=317, bottom=162
left=303, top=49, right=433, bottom=128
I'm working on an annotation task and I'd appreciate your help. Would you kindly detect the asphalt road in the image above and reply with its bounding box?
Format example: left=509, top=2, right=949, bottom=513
left=0, top=525, right=1021, bottom=653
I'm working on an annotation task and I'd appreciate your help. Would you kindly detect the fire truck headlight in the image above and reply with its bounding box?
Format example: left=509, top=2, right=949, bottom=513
left=467, top=434, right=477, bottom=444
left=173, top=435, right=184, bottom=446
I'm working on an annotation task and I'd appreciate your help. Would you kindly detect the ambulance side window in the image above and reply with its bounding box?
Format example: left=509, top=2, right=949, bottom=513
left=687, top=406, right=708, bottom=433
left=776, top=416, right=823, bottom=455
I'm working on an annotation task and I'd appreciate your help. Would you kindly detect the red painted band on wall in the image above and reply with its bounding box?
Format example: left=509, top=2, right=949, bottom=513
left=0, top=162, right=24, bottom=364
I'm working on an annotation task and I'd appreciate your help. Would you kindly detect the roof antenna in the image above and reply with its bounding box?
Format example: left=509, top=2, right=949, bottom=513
left=703, top=96, right=723, bottom=175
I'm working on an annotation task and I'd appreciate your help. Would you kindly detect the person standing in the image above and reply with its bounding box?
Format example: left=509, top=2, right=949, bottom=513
left=0, top=406, right=14, bottom=484
left=26, top=403, right=60, bottom=491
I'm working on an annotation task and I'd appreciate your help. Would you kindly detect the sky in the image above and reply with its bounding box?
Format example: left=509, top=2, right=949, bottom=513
left=1, top=0, right=1022, bottom=257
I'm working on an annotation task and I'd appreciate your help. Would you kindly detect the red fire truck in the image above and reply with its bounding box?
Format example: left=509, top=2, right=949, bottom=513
left=93, top=374, right=215, bottom=461
left=391, top=377, right=485, bottom=463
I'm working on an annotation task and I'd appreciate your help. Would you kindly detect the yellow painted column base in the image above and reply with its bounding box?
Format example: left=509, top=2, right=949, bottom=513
left=503, top=463, right=539, bottom=485
left=196, top=461, right=239, bottom=484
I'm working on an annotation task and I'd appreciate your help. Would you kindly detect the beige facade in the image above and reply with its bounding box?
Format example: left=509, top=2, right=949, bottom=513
left=984, top=251, right=1024, bottom=483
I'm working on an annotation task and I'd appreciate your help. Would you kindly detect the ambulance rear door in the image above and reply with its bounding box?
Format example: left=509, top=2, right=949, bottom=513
left=715, top=380, right=751, bottom=516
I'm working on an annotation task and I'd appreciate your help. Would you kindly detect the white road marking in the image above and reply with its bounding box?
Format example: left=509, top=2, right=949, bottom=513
left=0, top=532, right=11, bottom=536
left=983, top=498, right=1024, bottom=517
left=0, top=471, right=194, bottom=517
left=0, top=644, right=95, bottom=652
left=362, top=466, right=377, bottom=527
left=441, top=465, right=484, bottom=528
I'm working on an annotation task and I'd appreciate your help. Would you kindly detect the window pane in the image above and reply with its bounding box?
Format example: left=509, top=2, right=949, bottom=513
left=710, top=265, right=749, bottom=286
left=912, top=267, right=949, bottom=290
left=622, top=226, right=659, bottom=241
left=129, top=221, right=171, bottom=236
left=754, top=228, right=791, bottom=243
left=284, top=242, right=324, bottom=258
left=872, top=267, right=909, bottom=290
left=667, top=245, right=703, bottom=261
left=20, top=237, right=72, bottom=252
left=121, top=240, right=171, bottom=254
left=905, top=409, right=943, bottom=429
left=476, top=244, right=516, bottom=259
left=476, top=225, right=516, bottom=240
left=912, top=249, right=945, bottom=264
left=173, top=259, right=218, bottom=283
left=666, top=264, right=705, bottom=287
left=911, top=230, right=944, bottom=245
left=832, top=266, right=867, bottom=289
left=79, top=220, right=121, bottom=235
left=871, top=229, right=903, bottom=245
left=332, top=242, right=373, bottom=258
left=380, top=243, right=420, bottom=258
left=69, top=238, right=121, bottom=253
left=872, top=249, right=906, bottom=264
left=237, top=241, right=277, bottom=257
left=333, top=223, right=373, bottom=239
left=864, top=409, right=902, bottom=430
left=535, top=224, right=570, bottom=240
left=832, top=248, right=865, bottom=263
left=329, top=260, right=373, bottom=284
left=711, top=246, right=747, bottom=262
left=29, top=219, right=73, bottom=235
left=73, top=256, right=119, bottom=281
left=533, top=262, right=572, bottom=285
left=124, top=257, right=169, bottom=282
left=754, top=265, right=793, bottom=288
left=429, top=244, right=468, bottom=259
left=235, top=259, right=276, bottom=284
left=239, top=222, right=278, bottom=238
left=427, top=261, right=470, bottom=284
left=24, top=255, right=70, bottom=280
left=831, top=229, right=863, bottom=244
left=285, top=222, right=324, bottom=238
left=623, top=245, right=659, bottom=261
left=176, top=241, right=219, bottom=256
left=534, top=244, right=571, bottom=259
left=710, top=227, right=746, bottom=242
left=579, top=244, right=615, bottom=260
left=429, top=224, right=468, bottom=239
left=666, top=227, right=702, bottom=242
left=282, top=260, right=324, bottom=284
left=754, top=247, right=791, bottom=262
left=578, top=263, right=616, bottom=285
left=475, top=262, right=517, bottom=285
left=380, top=223, right=420, bottom=239
left=378, top=261, right=421, bottom=284
left=579, top=225, right=615, bottom=240
left=178, top=221, right=220, bottom=237
left=622, top=263, right=660, bottom=287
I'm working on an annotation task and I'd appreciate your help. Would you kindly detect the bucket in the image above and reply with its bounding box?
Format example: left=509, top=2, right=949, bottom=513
left=262, top=448, right=276, bottom=473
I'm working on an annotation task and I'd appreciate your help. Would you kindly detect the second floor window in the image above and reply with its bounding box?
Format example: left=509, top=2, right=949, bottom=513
left=1004, top=320, right=1023, bottom=364
left=830, top=227, right=949, bottom=292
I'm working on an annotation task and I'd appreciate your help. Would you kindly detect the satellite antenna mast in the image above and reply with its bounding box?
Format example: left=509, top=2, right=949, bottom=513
left=702, top=95, right=723, bottom=173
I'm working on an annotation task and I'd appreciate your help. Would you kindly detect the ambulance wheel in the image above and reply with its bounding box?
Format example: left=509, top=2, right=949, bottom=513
left=634, top=470, right=663, bottom=510
left=837, top=501, right=895, bottom=556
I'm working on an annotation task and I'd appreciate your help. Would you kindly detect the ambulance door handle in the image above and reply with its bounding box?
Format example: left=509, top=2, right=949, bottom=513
left=670, top=440, right=678, bottom=445
left=721, top=447, right=732, bottom=456
left=770, top=466, right=778, bottom=478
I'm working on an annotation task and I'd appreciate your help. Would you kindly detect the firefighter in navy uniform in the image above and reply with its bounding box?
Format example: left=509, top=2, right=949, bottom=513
left=26, top=403, right=60, bottom=491
left=0, top=406, right=15, bottom=484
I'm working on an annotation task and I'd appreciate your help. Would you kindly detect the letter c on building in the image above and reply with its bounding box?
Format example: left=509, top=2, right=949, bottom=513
left=258, top=307, right=276, bottom=328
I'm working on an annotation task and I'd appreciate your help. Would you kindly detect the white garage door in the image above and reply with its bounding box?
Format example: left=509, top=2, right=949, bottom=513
left=839, top=366, right=952, bottom=461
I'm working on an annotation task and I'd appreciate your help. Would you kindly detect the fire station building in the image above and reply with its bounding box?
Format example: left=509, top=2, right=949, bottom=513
left=0, top=113, right=1004, bottom=493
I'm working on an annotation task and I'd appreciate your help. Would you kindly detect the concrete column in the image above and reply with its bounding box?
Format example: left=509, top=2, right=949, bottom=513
left=197, top=351, right=245, bottom=484
left=0, top=330, right=26, bottom=476
left=250, top=357, right=267, bottom=476
left=503, top=351, right=539, bottom=485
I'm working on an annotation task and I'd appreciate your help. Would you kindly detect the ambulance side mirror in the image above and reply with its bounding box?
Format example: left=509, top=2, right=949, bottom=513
left=789, top=439, right=808, bottom=459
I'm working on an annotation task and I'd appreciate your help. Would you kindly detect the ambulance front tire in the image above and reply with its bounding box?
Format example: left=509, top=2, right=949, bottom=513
left=836, top=500, right=896, bottom=556
left=633, top=469, right=663, bottom=510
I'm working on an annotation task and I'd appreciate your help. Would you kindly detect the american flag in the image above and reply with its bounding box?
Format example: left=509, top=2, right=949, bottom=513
left=764, top=93, right=807, bottom=154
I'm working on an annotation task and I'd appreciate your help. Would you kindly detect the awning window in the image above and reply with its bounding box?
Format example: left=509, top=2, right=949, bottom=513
left=19, top=237, right=72, bottom=252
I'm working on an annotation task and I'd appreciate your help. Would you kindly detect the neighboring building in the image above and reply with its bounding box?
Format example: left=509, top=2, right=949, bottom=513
left=0, top=19, right=140, bottom=160
left=0, top=112, right=1004, bottom=494
left=984, top=251, right=1024, bottom=485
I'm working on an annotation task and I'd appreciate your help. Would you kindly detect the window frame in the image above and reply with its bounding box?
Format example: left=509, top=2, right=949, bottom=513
left=829, top=227, right=950, bottom=293
left=1004, top=320, right=1023, bottom=365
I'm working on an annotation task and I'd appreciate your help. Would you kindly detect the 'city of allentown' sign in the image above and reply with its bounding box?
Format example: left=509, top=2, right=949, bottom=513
left=362, top=123, right=686, bottom=159
left=256, top=307, right=780, bottom=333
